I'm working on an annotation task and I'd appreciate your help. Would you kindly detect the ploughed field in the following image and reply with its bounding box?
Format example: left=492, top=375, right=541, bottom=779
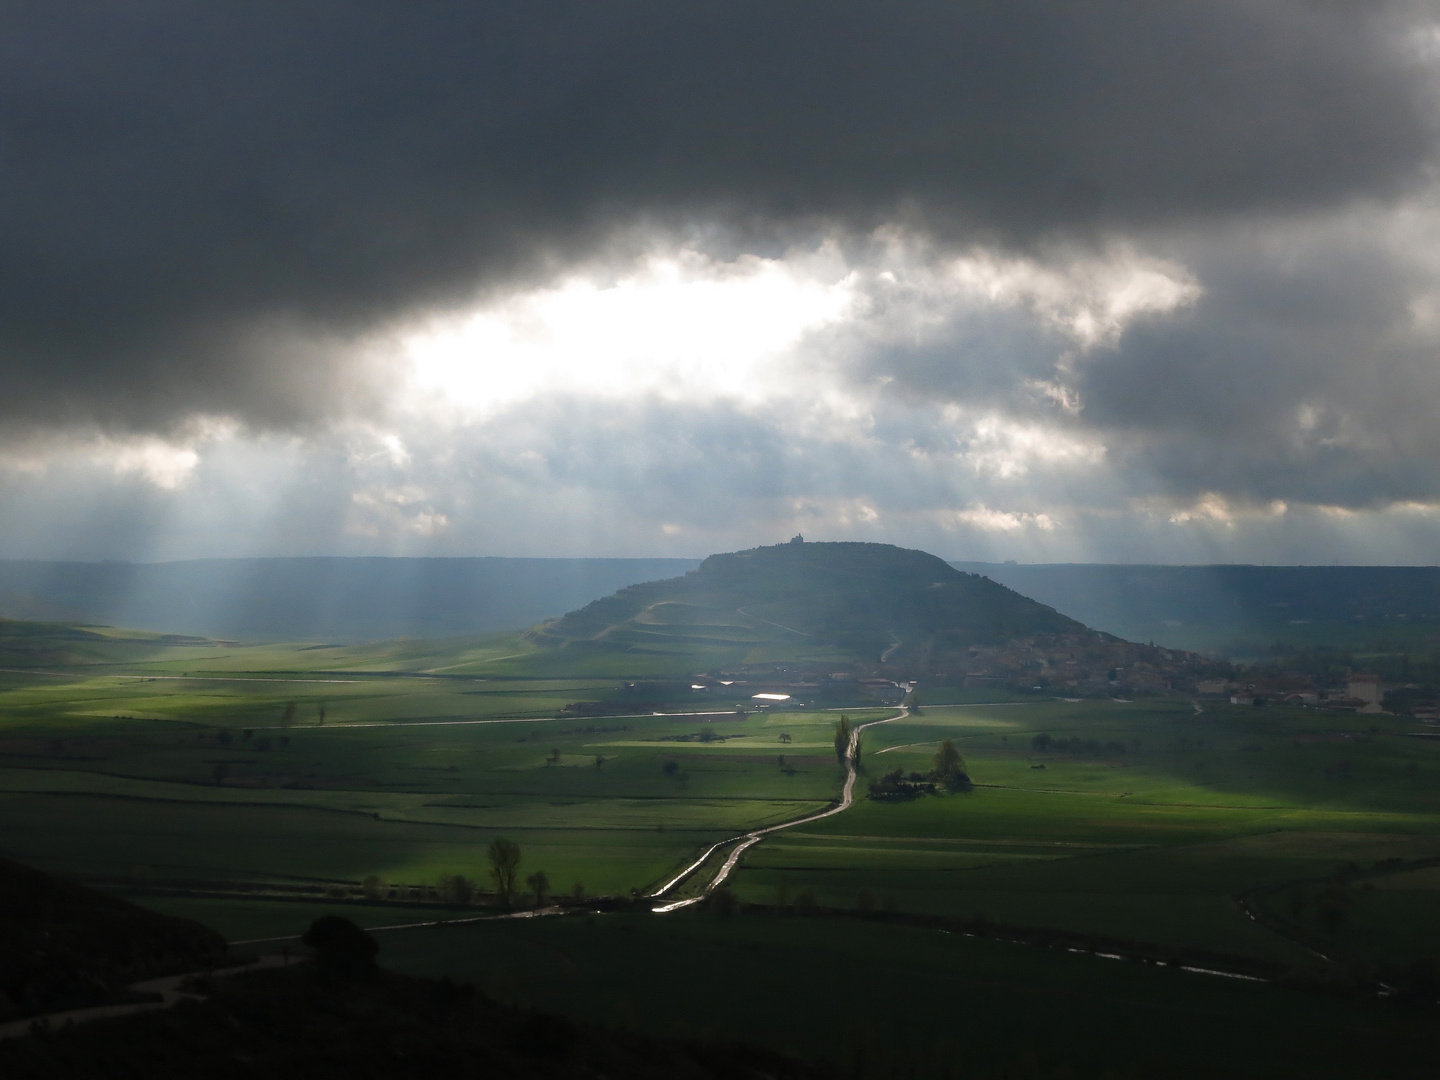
left=6, top=628, right=1440, bottom=1076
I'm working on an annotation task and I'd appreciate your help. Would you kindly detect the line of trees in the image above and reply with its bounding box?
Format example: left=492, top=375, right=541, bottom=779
left=350, top=839, right=567, bottom=910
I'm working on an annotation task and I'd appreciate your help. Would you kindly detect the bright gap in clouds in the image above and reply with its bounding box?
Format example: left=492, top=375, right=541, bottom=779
left=402, top=248, right=858, bottom=417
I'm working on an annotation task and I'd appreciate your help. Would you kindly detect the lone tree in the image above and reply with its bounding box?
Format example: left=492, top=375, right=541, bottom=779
left=526, top=869, right=550, bottom=907
left=931, top=738, right=973, bottom=791
left=834, top=715, right=852, bottom=765
left=488, top=837, right=521, bottom=907
left=281, top=702, right=296, bottom=726
left=303, top=915, right=378, bottom=978
left=933, top=739, right=965, bottom=780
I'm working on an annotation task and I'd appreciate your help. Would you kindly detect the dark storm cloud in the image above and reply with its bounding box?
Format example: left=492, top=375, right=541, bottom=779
left=1069, top=216, right=1440, bottom=509
left=0, top=0, right=1431, bottom=430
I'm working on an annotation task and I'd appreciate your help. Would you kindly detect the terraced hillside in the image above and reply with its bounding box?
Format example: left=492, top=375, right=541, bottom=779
left=530, top=541, right=1089, bottom=675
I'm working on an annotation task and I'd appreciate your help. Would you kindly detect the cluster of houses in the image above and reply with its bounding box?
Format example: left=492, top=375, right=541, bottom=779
left=936, top=633, right=1221, bottom=698
left=683, top=637, right=1438, bottom=720
left=1198, top=673, right=1400, bottom=715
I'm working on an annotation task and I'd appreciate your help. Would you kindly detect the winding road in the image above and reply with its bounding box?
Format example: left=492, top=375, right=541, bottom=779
left=650, top=707, right=906, bottom=912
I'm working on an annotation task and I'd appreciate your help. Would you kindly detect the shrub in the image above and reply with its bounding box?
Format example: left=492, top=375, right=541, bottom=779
left=302, top=915, right=378, bottom=978
left=438, top=873, right=476, bottom=905
left=710, top=886, right=739, bottom=919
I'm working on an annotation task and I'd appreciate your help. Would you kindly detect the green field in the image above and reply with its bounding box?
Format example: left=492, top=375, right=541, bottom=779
left=0, top=633, right=887, bottom=899
left=6, top=622, right=1440, bottom=1075
left=729, top=699, right=1440, bottom=966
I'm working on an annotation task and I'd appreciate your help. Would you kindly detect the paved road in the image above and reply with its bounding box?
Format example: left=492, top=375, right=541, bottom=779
left=651, top=707, right=906, bottom=912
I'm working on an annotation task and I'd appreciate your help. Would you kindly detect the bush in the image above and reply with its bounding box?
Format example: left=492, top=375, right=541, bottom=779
left=709, top=886, right=739, bottom=919
left=437, top=874, right=475, bottom=905
left=868, top=765, right=935, bottom=801
left=302, top=915, right=378, bottom=978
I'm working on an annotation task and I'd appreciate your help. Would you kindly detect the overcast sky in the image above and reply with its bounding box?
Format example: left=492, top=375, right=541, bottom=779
left=5, top=2, right=1440, bottom=563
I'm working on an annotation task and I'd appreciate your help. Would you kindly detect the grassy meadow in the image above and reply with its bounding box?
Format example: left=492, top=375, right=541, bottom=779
left=5, top=620, right=1440, bottom=1075
left=720, top=700, right=1440, bottom=971
left=0, top=630, right=885, bottom=901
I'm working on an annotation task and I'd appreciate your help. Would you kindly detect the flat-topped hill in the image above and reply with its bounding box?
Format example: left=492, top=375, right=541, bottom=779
left=531, top=541, right=1090, bottom=673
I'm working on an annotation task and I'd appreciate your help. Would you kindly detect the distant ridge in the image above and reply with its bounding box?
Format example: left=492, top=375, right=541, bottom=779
left=953, top=562, right=1440, bottom=652
left=0, top=557, right=701, bottom=642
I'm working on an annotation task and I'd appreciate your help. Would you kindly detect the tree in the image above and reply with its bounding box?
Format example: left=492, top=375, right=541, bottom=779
left=594, top=754, right=605, bottom=770
left=438, top=873, right=476, bottom=905
left=361, top=874, right=384, bottom=901
left=488, top=837, right=521, bottom=907
left=317, top=703, right=326, bottom=726
left=779, top=732, right=792, bottom=744
left=303, top=915, right=378, bottom=978
left=526, top=869, right=550, bottom=907
left=281, top=702, right=296, bottom=726
left=932, top=738, right=971, bottom=791
left=834, top=715, right=852, bottom=765
left=932, top=739, right=965, bottom=780
left=547, top=747, right=561, bottom=766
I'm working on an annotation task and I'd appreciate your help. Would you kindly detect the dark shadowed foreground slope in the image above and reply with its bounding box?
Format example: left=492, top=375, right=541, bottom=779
left=0, top=857, right=226, bottom=1023
left=0, top=961, right=834, bottom=1080
left=0, top=558, right=700, bottom=642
